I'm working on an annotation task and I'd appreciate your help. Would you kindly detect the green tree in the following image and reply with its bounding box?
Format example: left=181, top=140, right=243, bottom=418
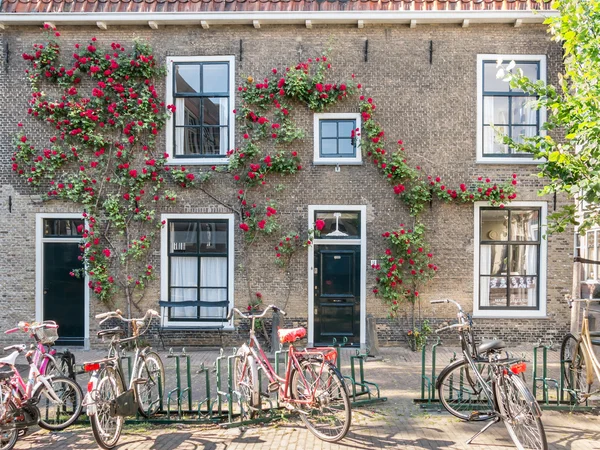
left=499, top=0, right=600, bottom=234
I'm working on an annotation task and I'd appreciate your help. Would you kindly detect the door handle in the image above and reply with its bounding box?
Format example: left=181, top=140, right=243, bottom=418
left=43, top=289, right=48, bottom=295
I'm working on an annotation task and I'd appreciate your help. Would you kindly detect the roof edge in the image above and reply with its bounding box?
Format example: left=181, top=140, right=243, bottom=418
left=0, top=10, right=557, bottom=28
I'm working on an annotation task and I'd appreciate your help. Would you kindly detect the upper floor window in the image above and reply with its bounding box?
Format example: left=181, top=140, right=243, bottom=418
left=476, top=55, right=546, bottom=164
left=165, top=56, right=235, bottom=165
left=474, top=202, right=547, bottom=318
left=313, top=113, right=361, bottom=165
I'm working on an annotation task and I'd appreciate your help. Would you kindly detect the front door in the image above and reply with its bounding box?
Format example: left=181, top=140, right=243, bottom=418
left=314, top=245, right=360, bottom=346
left=42, top=237, right=85, bottom=347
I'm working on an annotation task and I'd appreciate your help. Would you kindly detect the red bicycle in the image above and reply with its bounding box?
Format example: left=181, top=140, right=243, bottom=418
left=229, top=304, right=351, bottom=442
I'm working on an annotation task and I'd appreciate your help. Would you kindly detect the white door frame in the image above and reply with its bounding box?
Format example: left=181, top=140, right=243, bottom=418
left=36, top=213, right=90, bottom=349
left=307, top=205, right=367, bottom=350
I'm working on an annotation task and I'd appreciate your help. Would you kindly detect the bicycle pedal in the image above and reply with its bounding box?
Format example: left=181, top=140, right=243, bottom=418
left=268, top=382, right=280, bottom=392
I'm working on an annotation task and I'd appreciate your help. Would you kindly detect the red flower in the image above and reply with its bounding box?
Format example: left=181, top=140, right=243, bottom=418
left=123, top=193, right=130, bottom=200
left=315, top=219, right=326, bottom=231
left=129, top=169, right=137, bottom=178
left=239, top=223, right=250, bottom=232
left=258, top=220, right=266, bottom=229
left=460, top=183, right=467, bottom=192
left=103, top=248, right=111, bottom=258
left=186, top=173, right=195, bottom=181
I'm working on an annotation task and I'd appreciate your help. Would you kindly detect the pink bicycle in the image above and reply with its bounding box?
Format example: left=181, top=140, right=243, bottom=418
left=229, top=304, right=351, bottom=442
left=0, top=343, right=83, bottom=450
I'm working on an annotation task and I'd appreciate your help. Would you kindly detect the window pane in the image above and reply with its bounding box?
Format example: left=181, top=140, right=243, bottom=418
left=175, top=98, right=201, bottom=126
left=175, top=127, right=203, bottom=155
left=170, top=288, right=197, bottom=318
left=483, top=96, right=509, bottom=124
left=483, top=126, right=509, bottom=154
left=321, top=121, right=337, bottom=138
left=480, top=245, right=508, bottom=275
left=202, top=64, right=228, bottom=93
left=200, top=257, right=227, bottom=288
left=200, top=222, right=228, bottom=253
left=170, top=222, right=198, bottom=253
left=43, top=219, right=84, bottom=237
left=483, top=62, right=509, bottom=92
left=338, top=139, right=355, bottom=156
left=512, top=126, right=537, bottom=145
left=321, top=139, right=337, bottom=156
left=203, top=98, right=228, bottom=126
left=200, top=288, right=228, bottom=318
left=202, top=127, right=224, bottom=155
left=338, top=120, right=355, bottom=138
left=510, top=210, right=539, bottom=241
left=315, top=212, right=360, bottom=239
left=512, top=97, right=537, bottom=124
left=486, top=277, right=508, bottom=307
left=509, top=245, right=538, bottom=275
left=175, top=64, right=200, bottom=94
left=170, top=257, right=198, bottom=286
left=509, top=276, right=537, bottom=307
left=514, top=63, right=539, bottom=82
left=481, top=210, right=508, bottom=241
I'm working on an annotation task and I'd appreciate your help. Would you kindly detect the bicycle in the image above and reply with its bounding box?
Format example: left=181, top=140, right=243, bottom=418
left=432, top=299, right=547, bottom=450
left=561, top=292, right=600, bottom=403
left=82, top=309, right=164, bottom=449
left=229, top=304, right=351, bottom=443
left=0, top=343, right=83, bottom=450
left=4, top=321, right=77, bottom=381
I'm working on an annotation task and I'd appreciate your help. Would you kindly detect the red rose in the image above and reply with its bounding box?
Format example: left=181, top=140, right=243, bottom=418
left=129, top=169, right=137, bottom=178
left=186, top=173, right=195, bottom=181
left=239, top=223, right=250, bottom=232
left=103, top=248, right=111, bottom=258
left=315, top=219, right=325, bottom=231
left=258, top=220, right=266, bottom=229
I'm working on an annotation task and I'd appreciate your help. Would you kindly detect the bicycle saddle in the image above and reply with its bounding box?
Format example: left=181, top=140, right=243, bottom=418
left=0, top=351, right=20, bottom=366
left=97, top=327, right=125, bottom=338
left=278, top=327, right=307, bottom=344
left=477, top=339, right=506, bottom=354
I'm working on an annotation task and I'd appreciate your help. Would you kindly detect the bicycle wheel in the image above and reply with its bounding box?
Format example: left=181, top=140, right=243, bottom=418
left=35, top=376, right=83, bottom=431
left=290, top=359, right=351, bottom=443
left=234, top=348, right=260, bottom=418
left=135, top=351, right=165, bottom=417
left=437, top=359, right=495, bottom=421
left=44, top=359, right=65, bottom=379
left=90, top=367, right=124, bottom=450
left=560, top=334, right=591, bottom=403
left=495, top=372, right=548, bottom=450
left=0, top=398, right=18, bottom=450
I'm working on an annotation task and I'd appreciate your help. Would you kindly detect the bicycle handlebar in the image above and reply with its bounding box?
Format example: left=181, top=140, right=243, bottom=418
left=435, top=323, right=468, bottom=334
left=95, top=309, right=158, bottom=325
left=227, top=304, right=287, bottom=321
left=431, top=299, right=463, bottom=310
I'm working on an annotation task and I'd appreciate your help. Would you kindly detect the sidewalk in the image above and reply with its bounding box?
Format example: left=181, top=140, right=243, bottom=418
left=12, top=345, right=600, bottom=450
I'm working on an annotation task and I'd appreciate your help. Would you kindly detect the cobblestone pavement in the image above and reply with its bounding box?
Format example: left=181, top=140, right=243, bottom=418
left=11, top=346, right=600, bottom=449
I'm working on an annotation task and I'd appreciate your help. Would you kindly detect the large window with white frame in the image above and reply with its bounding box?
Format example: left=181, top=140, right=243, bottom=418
left=476, top=54, right=546, bottom=164
left=165, top=56, right=235, bottom=165
left=313, top=113, right=362, bottom=165
left=160, top=214, right=234, bottom=327
left=474, top=202, right=547, bottom=318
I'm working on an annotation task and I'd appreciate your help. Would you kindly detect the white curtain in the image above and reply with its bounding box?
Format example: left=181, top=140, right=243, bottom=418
left=219, top=98, right=228, bottom=155
left=526, top=219, right=538, bottom=307
left=480, top=246, right=491, bottom=307
left=200, top=257, right=227, bottom=319
left=175, top=98, right=185, bottom=155
left=170, top=257, right=197, bottom=318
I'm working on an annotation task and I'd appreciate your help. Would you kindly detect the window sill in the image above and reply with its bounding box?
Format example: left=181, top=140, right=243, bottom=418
left=476, top=158, right=540, bottom=165
left=161, top=325, right=235, bottom=331
left=167, top=158, right=230, bottom=166
left=472, top=314, right=548, bottom=320
left=313, top=159, right=363, bottom=166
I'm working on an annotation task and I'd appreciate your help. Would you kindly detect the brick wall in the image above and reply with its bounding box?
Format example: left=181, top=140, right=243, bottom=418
left=0, top=22, right=571, bottom=349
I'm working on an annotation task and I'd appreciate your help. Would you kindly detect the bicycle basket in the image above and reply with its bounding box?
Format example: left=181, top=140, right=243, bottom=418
left=34, top=322, right=59, bottom=345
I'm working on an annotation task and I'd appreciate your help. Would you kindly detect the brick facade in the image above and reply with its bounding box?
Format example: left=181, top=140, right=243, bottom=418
left=0, top=22, right=571, bottom=349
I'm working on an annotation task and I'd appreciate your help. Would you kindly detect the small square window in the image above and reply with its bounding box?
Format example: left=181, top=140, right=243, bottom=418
left=313, top=113, right=362, bottom=165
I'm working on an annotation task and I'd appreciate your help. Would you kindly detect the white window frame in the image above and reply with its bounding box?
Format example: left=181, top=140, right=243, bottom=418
left=160, top=213, right=235, bottom=329
left=165, top=55, right=235, bottom=166
left=473, top=201, right=547, bottom=318
left=476, top=54, right=547, bottom=165
left=313, top=113, right=362, bottom=165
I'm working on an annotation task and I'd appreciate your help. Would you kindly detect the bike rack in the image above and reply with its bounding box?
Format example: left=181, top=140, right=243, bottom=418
left=532, top=340, right=559, bottom=406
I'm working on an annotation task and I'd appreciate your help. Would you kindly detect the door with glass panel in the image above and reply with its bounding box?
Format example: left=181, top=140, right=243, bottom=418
left=479, top=208, right=540, bottom=311
left=42, top=218, right=85, bottom=346
left=167, top=220, right=229, bottom=323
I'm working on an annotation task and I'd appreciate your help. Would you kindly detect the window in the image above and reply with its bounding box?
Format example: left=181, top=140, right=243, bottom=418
left=165, top=56, right=235, bottom=165
left=474, top=202, right=547, bottom=318
left=160, top=214, right=234, bottom=327
left=476, top=55, right=546, bottom=164
left=313, top=113, right=361, bottom=165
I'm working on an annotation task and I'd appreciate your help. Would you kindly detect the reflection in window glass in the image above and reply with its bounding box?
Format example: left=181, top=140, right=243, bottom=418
left=314, top=212, right=360, bottom=239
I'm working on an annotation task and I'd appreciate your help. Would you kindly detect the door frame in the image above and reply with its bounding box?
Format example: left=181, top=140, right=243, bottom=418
left=35, top=213, right=90, bottom=349
left=307, top=205, right=367, bottom=350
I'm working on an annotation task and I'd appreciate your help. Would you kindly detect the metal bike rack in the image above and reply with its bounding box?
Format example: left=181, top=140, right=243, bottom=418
left=532, top=340, right=559, bottom=406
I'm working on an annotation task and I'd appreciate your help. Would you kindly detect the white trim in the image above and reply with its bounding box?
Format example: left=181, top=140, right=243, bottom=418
left=476, top=54, right=547, bottom=165
left=0, top=11, right=557, bottom=28
left=313, top=113, right=362, bottom=166
left=307, top=205, right=367, bottom=350
left=35, top=213, right=90, bottom=349
left=472, top=201, right=548, bottom=319
left=165, top=55, right=235, bottom=166
left=160, top=213, right=235, bottom=329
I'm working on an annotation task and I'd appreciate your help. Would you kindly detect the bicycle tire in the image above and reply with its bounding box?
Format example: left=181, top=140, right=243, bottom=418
left=90, top=367, right=124, bottom=450
left=35, top=376, right=83, bottom=431
left=436, top=358, right=495, bottom=421
left=560, top=333, right=591, bottom=403
left=0, top=399, right=18, bottom=450
left=44, top=359, right=64, bottom=379
left=495, top=371, right=548, bottom=450
left=234, top=347, right=260, bottom=418
left=290, top=359, right=351, bottom=443
left=135, top=351, right=165, bottom=417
